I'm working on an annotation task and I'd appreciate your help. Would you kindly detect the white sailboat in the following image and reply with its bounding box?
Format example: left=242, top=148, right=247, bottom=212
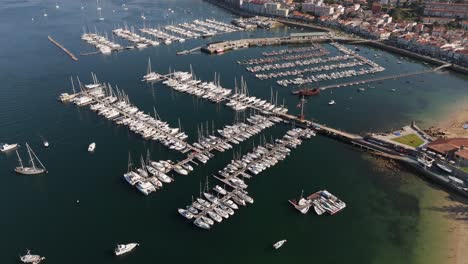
left=15, top=143, right=47, bottom=175
left=142, top=58, right=160, bottom=82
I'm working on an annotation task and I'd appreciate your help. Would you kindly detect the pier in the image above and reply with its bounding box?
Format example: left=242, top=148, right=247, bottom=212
left=181, top=127, right=314, bottom=229
left=48, top=35, right=78, bottom=61
left=317, top=63, right=451, bottom=90
left=177, top=46, right=202, bottom=55
left=151, top=69, right=363, bottom=142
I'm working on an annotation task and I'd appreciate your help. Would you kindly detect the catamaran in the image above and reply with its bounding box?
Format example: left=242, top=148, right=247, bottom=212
left=15, top=143, right=47, bottom=175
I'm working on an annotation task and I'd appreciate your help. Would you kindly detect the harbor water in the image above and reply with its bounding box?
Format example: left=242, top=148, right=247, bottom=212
left=0, top=0, right=467, bottom=263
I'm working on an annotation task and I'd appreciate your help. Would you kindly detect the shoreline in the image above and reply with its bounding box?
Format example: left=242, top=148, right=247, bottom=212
left=425, top=97, right=468, bottom=139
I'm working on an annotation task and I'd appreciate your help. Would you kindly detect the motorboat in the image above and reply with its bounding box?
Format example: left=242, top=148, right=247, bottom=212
left=200, top=216, right=214, bottom=225
left=207, top=210, right=222, bottom=223
left=88, top=142, right=96, bottom=152
left=173, top=165, right=188, bottom=175
left=115, top=243, right=139, bottom=256
left=193, top=218, right=210, bottom=229
left=328, top=100, right=336, bottom=105
left=273, top=239, right=287, bottom=249
left=20, top=249, right=45, bottom=264
left=1, top=143, right=19, bottom=152
left=223, top=199, right=239, bottom=210
left=178, top=208, right=194, bottom=219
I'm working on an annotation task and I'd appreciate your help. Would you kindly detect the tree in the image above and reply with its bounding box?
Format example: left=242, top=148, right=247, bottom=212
left=389, top=8, right=402, bottom=21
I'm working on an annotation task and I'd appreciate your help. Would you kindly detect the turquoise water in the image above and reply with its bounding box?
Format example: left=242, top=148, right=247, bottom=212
left=0, top=0, right=467, bottom=263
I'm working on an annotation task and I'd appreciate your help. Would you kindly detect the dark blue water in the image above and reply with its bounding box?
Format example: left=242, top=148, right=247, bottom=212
left=0, top=0, right=467, bottom=263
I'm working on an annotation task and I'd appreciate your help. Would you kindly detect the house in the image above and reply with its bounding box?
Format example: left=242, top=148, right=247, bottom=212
left=427, top=138, right=468, bottom=166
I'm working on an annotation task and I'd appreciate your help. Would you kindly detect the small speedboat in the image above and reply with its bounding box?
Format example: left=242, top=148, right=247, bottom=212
left=20, top=249, right=45, bottom=264
left=328, top=100, right=336, bottom=105
left=88, top=142, right=96, bottom=152
left=273, top=239, right=287, bottom=249
left=1, top=143, right=19, bottom=152
left=43, top=141, right=49, bottom=148
left=115, top=243, right=139, bottom=256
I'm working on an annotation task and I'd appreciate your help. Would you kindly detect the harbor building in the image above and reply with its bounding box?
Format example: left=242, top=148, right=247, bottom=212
left=427, top=138, right=468, bottom=167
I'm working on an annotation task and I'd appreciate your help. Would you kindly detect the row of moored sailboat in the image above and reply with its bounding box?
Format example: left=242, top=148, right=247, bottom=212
left=179, top=127, right=316, bottom=229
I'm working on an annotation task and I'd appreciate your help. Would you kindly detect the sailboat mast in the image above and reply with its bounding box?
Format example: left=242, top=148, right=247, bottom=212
left=15, top=150, right=23, bottom=168
left=26, top=143, right=37, bottom=169
left=70, top=76, right=76, bottom=94
left=147, top=57, right=152, bottom=74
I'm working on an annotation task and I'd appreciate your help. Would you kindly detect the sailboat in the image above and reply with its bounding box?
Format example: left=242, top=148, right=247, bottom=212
left=15, top=143, right=47, bottom=175
left=142, top=58, right=160, bottom=82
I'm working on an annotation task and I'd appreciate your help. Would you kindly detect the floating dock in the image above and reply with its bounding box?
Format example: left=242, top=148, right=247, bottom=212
left=48, top=35, right=78, bottom=61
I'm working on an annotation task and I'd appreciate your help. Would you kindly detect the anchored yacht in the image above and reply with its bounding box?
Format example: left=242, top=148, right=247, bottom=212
left=115, top=243, right=139, bottom=256
left=20, top=249, right=45, bottom=264
left=1, top=143, right=19, bottom=152
left=88, top=142, right=96, bottom=152
left=273, top=239, right=287, bottom=249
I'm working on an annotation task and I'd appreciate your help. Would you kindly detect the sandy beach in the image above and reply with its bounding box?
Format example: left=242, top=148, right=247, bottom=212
left=434, top=100, right=468, bottom=138
left=445, top=197, right=468, bottom=264
left=435, top=195, right=468, bottom=264
left=407, top=183, right=468, bottom=264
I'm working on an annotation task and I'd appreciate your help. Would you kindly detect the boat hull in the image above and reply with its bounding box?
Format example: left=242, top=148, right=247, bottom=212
left=15, top=167, right=46, bottom=175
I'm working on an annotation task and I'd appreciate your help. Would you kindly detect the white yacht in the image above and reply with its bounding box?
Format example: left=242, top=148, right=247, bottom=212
left=114, top=243, right=139, bottom=256
left=223, top=199, right=239, bottom=210
left=273, top=239, right=287, bottom=249
left=88, top=142, right=96, bottom=152
left=1, top=143, right=19, bottom=152
left=193, top=218, right=210, bottom=229
left=136, top=180, right=156, bottom=195
left=20, top=249, right=45, bottom=264
left=328, top=100, right=336, bottom=105
left=178, top=208, right=194, bottom=219
left=173, top=165, right=188, bottom=175
left=213, top=185, right=227, bottom=195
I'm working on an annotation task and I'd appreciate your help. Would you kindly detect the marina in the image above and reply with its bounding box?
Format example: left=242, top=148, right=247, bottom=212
left=240, top=42, right=385, bottom=87
left=180, top=127, right=316, bottom=229
left=289, top=190, right=346, bottom=215
left=238, top=46, right=329, bottom=65
left=113, top=26, right=160, bottom=49
left=62, top=75, right=195, bottom=154
left=81, top=32, right=124, bottom=54
left=2, top=0, right=468, bottom=262
left=156, top=69, right=290, bottom=114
